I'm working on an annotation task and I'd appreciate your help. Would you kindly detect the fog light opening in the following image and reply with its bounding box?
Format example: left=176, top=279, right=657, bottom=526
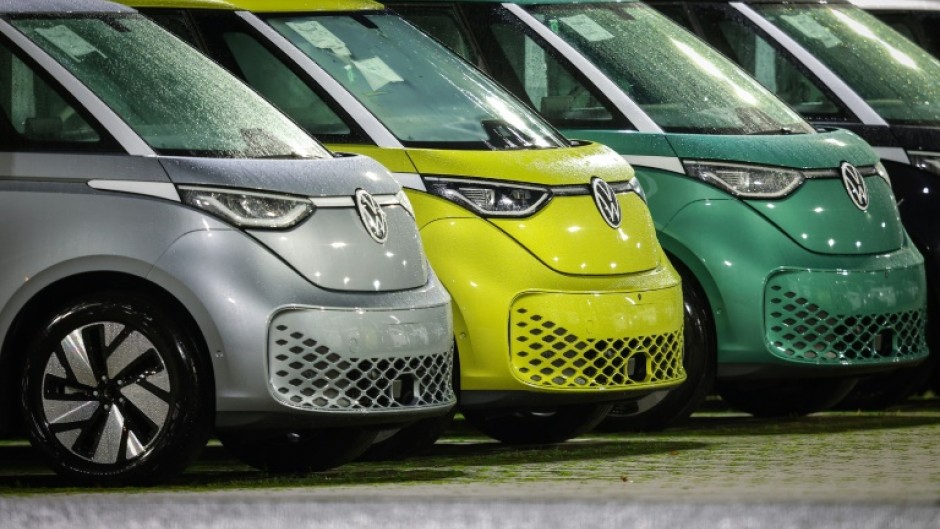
left=392, top=375, right=418, bottom=405
left=627, top=354, right=648, bottom=382
left=873, top=330, right=894, bottom=357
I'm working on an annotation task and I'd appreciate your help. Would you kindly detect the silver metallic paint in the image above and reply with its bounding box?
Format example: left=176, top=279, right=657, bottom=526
left=249, top=205, right=429, bottom=292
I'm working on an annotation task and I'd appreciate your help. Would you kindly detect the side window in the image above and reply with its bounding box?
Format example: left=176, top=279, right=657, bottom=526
left=177, top=12, right=366, bottom=144
left=222, top=32, right=353, bottom=138
left=874, top=13, right=940, bottom=58
left=465, top=7, right=623, bottom=128
left=687, top=5, right=852, bottom=122
left=652, top=4, right=695, bottom=32
left=145, top=11, right=202, bottom=48
left=0, top=40, right=111, bottom=151
left=391, top=5, right=481, bottom=65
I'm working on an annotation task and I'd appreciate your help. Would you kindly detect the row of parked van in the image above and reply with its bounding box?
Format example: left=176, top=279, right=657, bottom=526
left=0, top=0, right=935, bottom=484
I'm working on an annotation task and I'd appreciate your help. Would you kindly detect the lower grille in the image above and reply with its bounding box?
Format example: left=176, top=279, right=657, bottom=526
left=269, top=324, right=454, bottom=411
left=767, top=284, right=927, bottom=363
left=511, top=308, right=684, bottom=389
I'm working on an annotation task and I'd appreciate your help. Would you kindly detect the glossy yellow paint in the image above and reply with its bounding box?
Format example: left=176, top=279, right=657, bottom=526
left=491, top=193, right=659, bottom=276
left=126, top=0, right=383, bottom=12
left=404, top=141, right=634, bottom=185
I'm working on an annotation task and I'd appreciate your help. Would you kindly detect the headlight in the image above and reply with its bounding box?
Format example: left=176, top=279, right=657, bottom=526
left=683, top=161, right=804, bottom=198
left=424, top=177, right=551, bottom=217
left=909, top=152, right=940, bottom=176
left=179, top=186, right=314, bottom=229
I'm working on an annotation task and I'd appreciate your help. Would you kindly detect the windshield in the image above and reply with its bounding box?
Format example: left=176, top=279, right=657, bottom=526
left=12, top=14, right=328, bottom=158
left=526, top=3, right=813, bottom=135
left=755, top=4, right=940, bottom=126
left=265, top=12, right=568, bottom=150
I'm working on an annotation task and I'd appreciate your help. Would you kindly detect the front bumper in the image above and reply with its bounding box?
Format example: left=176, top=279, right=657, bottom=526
left=660, top=197, right=928, bottom=380
left=510, top=289, right=683, bottom=390
left=268, top=307, right=454, bottom=412
left=148, top=228, right=455, bottom=430
left=765, top=268, right=926, bottom=366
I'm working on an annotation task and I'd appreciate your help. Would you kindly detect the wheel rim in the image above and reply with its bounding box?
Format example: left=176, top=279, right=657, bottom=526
left=40, top=322, right=172, bottom=464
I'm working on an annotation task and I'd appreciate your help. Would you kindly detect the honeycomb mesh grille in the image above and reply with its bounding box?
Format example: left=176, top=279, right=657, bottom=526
left=511, top=308, right=684, bottom=389
left=269, top=324, right=454, bottom=411
left=767, top=284, right=927, bottom=362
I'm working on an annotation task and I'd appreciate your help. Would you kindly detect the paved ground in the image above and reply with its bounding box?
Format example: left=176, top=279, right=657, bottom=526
left=0, top=399, right=938, bottom=527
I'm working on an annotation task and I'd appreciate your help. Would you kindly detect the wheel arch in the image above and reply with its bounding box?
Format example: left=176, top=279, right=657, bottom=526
left=0, top=270, right=216, bottom=434
left=658, top=234, right=724, bottom=334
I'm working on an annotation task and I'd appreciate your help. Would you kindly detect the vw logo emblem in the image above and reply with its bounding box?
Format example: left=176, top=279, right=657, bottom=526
left=355, top=189, right=389, bottom=244
left=840, top=162, right=869, bottom=211
left=590, top=177, right=622, bottom=229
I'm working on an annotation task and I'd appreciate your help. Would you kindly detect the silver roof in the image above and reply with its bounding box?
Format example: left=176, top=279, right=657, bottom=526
left=0, top=0, right=135, bottom=15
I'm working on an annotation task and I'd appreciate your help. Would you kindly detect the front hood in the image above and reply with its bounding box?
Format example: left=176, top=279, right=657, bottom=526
left=406, top=142, right=662, bottom=275
left=666, top=129, right=879, bottom=169
left=669, top=129, right=904, bottom=255
left=160, top=154, right=430, bottom=292
left=404, top=141, right=633, bottom=185
left=158, top=154, right=401, bottom=197
left=746, top=177, right=905, bottom=255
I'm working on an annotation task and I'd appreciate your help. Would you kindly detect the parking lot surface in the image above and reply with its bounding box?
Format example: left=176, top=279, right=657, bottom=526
left=0, top=399, right=938, bottom=528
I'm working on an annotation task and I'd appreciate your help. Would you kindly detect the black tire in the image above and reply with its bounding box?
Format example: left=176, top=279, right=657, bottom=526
left=596, top=275, right=715, bottom=432
left=20, top=292, right=211, bottom=485
left=359, top=411, right=455, bottom=461
left=218, top=428, right=378, bottom=473
left=717, top=378, right=858, bottom=418
left=837, top=288, right=939, bottom=409
left=462, top=403, right=612, bottom=445
left=836, top=357, right=938, bottom=410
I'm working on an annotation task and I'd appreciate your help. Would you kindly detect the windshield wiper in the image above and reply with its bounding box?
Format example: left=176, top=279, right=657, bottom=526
left=748, top=127, right=799, bottom=136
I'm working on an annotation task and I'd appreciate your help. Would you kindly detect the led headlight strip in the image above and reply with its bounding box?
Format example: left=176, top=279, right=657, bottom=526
left=423, top=176, right=646, bottom=218
left=683, top=161, right=885, bottom=199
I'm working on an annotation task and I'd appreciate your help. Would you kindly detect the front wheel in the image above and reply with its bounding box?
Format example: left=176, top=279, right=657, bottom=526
left=597, top=276, right=715, bottom=432
left=462, top=404, right=611, bottom=445
left=20, top=292, right=211, bottom=485
left=717, top=378, right=857, bottom=418
left=218, top=428, right=378, bottom=473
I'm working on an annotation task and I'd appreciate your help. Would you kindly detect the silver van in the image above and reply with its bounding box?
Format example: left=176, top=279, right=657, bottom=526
left=0, top=0, right=453, bottom=484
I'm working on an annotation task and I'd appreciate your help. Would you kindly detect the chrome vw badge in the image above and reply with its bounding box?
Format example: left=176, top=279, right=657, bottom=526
left=840, top=162, right=869, bottom=211
left=591, top=176, right=622, bottom=229
left=355, top=189, right=388, bottom=243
